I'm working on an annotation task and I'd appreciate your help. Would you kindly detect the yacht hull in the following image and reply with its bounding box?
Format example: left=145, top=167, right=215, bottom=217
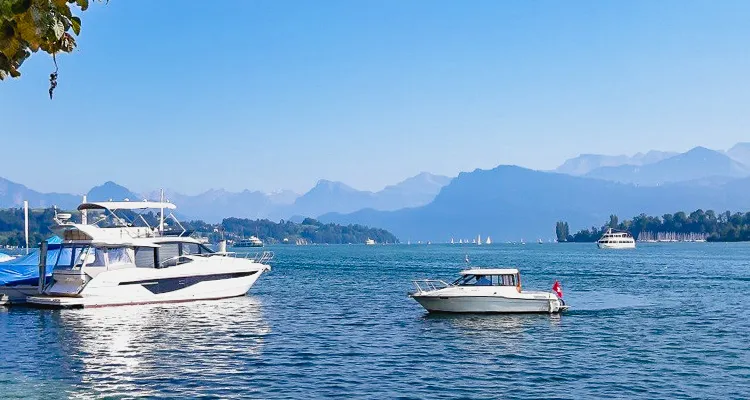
left=26, top=266, right=267, bottom=309
left=412, top=294, right=566, bottom=313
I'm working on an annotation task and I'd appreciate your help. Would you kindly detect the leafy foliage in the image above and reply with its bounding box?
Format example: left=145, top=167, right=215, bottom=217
left=559, top=209, right=750, bottom=242
left=0, top=0, right=95, bottom=97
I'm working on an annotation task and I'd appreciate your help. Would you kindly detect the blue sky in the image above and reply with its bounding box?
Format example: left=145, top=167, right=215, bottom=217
left=2, top=0, right=750, bottom=195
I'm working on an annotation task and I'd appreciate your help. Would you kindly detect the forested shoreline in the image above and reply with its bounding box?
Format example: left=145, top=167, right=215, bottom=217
left=0, top=208, right=398, bottom=247
left=557, top=210, right=750, bottom=242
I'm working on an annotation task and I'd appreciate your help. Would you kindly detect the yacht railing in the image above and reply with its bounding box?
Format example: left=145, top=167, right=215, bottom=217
left=216, top=251, right=274, bottom=264
left=412, top=279, right=451, bottom=293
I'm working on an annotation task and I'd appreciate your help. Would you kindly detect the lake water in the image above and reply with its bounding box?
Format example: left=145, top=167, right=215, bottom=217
left=1, top=243, right=749, bottom=399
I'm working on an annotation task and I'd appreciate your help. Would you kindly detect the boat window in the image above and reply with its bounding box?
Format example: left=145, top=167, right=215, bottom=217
left=108, top=248, right=133, bottom=267
left=134, top=247, right=156, bottom=268
left=181, top=243, right=200, bottom=255
left=85, top=247, right=107, bottom=267
left=54, top=245, right=89, bottom=270
left=199, top=244, right=214, bottom=254
left=499, top=274, right=516, bottom=286
left=158, top=243, right=180, bottom=265
left=454, top=275, right=477, bottom=286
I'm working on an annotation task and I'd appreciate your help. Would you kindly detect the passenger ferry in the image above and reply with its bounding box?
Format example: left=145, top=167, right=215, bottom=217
left=235, top=236, right=264, bottom=247
left=597, top=228, right=636, bottom=249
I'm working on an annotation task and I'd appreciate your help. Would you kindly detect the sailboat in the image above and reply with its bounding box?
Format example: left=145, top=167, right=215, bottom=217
left=485, top=236, right=492, bottom=245
left=450, top=238, right=455, bottom=244
left=477, top=234, right=481, bottom=245
left=538, top=239, right=543, bottom=244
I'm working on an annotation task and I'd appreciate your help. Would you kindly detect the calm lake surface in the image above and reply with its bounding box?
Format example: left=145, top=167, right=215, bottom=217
left=1, top=243, right=749, bottom=399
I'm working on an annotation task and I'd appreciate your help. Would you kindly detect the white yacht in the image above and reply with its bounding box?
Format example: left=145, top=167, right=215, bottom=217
left=597, top=228, right=636, bottom=249
left=25, top=201, right=272, bottom=308
left=410, top=268, right=567, bottom=313
left=365, top=238, right=376, bottom=245
left=235, top=236, right=264, bottom=247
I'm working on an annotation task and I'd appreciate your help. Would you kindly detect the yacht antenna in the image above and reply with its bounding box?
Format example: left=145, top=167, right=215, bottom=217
left=23, top=200, right=29, bottom=255
left=81, top=195, right=88, bottom=224
left=159, top=188, right=165, bottom=234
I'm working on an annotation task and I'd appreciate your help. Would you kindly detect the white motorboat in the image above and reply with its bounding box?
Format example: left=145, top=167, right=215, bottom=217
left=597, top=228, right=636, bottom=249
left=365, top=238, right=376, bottom=245
left=235, top=236, right=264, bottom=247
left=410, top=268, right=567, bottom=313
left=25, top=201, right=272, bottom=308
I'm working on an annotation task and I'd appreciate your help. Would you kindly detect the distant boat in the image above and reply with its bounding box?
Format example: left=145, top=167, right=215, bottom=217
left=520, top=239, right=526, bottom=245
left=538, top=239, right=543, bottom=244
left=450, top=238, right=455, bottom=244
left=365, top=238, right=376, bottom=245
left=235, top=236, right=264, bottom=247
left=485, top=236, right=492, bottom=245
left=477, top=234, right=481, bottom=245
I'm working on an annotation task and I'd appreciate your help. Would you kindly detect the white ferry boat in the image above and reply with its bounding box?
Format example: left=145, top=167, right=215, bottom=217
left=25, top=201, right=272, bottom=308
left=410, top=268, right=567, bottom=313
left=235, top=236, right=264, bottom=247
left=597, top=228, right=636, bottom=249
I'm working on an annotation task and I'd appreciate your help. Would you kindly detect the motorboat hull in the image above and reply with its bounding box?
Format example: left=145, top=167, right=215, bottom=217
left=412, top=294, right=567, bottom=313
left=0, top=285, right=40, bottom=305
left=597, top=242, right=635, bottom=249
left=26, top=266, right=267, bottom=309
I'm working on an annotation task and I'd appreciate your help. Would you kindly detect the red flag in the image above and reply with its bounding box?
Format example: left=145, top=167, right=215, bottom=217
left=552, top=281, right=563, bottom=298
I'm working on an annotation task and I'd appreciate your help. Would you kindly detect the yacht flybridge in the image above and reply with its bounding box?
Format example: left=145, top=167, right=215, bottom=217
left=410, top=268, right=567, bottom=313
left=25, top=201, right=272, bottom=308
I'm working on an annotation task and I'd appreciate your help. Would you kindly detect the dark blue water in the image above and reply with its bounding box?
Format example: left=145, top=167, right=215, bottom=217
left=1, top=243, right=749, bottom=399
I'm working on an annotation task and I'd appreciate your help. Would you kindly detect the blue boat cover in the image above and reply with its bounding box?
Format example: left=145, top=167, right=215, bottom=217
left=0, top=237, right=63, bottom=286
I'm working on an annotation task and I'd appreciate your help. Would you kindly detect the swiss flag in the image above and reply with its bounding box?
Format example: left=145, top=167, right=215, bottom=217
left=552, top=281, right=563, bottom=298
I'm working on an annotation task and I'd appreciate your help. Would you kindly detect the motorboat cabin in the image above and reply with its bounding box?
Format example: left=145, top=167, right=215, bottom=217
left=410, top=268, right=567, bottom=313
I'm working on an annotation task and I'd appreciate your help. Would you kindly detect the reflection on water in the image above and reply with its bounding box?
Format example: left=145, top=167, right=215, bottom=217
left=55, top=297, right=270, bottom=398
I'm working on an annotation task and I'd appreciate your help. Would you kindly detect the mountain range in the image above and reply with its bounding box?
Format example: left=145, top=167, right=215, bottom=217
left=320, top=165, right=750, bottom=241
left=0, top=173, right=452, bottom=223
left=3, top=142, right=750, bottom=240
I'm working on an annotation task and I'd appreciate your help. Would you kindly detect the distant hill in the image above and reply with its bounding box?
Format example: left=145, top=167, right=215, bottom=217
left=275, top=172, right=452, bottom=219
left=320, top=165, right=750, bottom=241
left=556, top=150, right=676, bottom=175
left=584, top=147, right=750, bottom=185
left=87, top=181, right=142, bottom=202
left=0, top=177, right=78, bottom=209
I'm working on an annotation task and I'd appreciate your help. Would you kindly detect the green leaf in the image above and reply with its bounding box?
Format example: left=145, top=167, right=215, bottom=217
left=70, top=16, right=80, bottom=35
left=11, top=0, right=32, bottom=15
left=76, top=0, right=89, bottom=12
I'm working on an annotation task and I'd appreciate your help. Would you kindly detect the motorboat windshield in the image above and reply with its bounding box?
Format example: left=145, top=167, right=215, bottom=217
left=53, top=244, right=130, bottom=271
left=452, top=273, right=519, bottom=287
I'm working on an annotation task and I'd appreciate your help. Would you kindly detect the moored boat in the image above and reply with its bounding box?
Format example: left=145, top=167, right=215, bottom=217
left=25, top=201, right=272, bottom=308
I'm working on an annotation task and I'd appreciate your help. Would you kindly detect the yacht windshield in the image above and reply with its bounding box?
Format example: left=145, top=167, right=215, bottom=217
left=54, top=245, right=105, bottom=270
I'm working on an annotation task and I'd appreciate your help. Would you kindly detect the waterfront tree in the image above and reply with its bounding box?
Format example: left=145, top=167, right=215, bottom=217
left=0, top=0, right=97, bottom=97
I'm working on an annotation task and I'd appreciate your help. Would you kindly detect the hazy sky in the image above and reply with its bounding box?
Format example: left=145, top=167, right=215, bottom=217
left=2, top=1, right=750, bottom=195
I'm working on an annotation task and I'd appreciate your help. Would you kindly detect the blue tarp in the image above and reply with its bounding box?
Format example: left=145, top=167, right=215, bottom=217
left=0, top=237, right=62, bottom=286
